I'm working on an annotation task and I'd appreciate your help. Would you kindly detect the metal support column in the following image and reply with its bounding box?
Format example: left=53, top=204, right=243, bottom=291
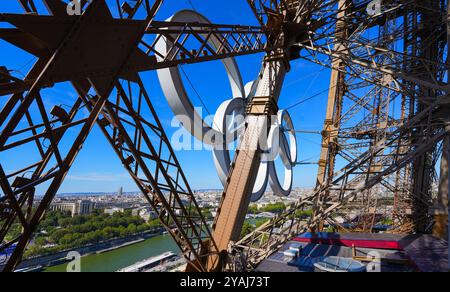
left=312, top=0, right=348, bottom=231
left=434, top=135, right=449, bottom=239
left=207, top=52, right=288, bottom=271
left=315, top=0, right=348, bottom=187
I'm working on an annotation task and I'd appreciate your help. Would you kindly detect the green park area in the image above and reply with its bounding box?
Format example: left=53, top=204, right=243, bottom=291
left=6, top=210, right=164, bottom=258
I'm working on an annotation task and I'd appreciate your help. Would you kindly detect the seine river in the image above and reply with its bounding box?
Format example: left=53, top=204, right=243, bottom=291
left=44, top=234, right=180, bottom=272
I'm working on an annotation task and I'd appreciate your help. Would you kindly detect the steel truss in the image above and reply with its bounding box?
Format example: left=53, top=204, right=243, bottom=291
left=0, top=0, right=448, bottom=272
left=234, top=99, right=448, bottom=270
left=0, top=0, right=265, bottom=272
left=232, top=0, right=450, bottom=270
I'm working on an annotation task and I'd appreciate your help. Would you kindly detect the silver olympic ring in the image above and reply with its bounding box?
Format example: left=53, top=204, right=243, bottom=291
left=212, top=97, right=269, bottom=202
left=211, top=79, right=265, bottom=201
left=214, top=104, right=297, bottom=201
left=156, top=10, right=245, bottom=145
left=156, top=10, right=297, bottom=201
left=268, top=110, right=297, bottom=197
left=208, top=80, right=259, bottom=186
left=276, top=109, right=297, bottom=165
left=212, top=97, right=246, bottom=186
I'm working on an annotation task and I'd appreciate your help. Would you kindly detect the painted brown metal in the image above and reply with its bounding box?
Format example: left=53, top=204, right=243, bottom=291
left=207, top=11, right=291, bottom=270
left=0, top=0, right=266, bottom=272
left=208, top=121, right=265, bottom=271
left=0, top=0, right=164, bottom=271
left=312, top=0, right=349, bottom=232
left=74, top=78, right=219, bottom=272
left=232, top=0, right=450, bottom=270
left=1, top=0, right=449, bottom=273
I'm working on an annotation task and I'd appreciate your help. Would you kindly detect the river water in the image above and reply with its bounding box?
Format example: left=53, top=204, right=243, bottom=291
left=44, top=234, right=180, bottom=272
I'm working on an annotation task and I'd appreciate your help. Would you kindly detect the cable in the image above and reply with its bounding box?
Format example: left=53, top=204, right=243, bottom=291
left=284, top=67, right=327, bottom=88
left=286, top=84, right=338, bottom=111
left=185, top=0, right=198, bottom=11
left=179, top=65, right=213, bottom=117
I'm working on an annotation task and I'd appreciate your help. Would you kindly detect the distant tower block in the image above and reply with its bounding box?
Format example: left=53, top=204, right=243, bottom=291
left=118, top=187, right=123, bottom=197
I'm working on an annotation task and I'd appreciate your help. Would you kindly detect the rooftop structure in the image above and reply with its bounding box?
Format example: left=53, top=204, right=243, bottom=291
left=256, top=233, right=448, bottom=273
left=49, top=200, right=95, bottom=217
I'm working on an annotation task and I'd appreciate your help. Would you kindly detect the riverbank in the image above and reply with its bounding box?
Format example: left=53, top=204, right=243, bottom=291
left=96, top=238, right=145, bottom=254
left=1, top=229, right=165, bottom=272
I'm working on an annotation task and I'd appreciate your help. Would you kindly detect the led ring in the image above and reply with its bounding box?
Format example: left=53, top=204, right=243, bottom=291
left=156, top=10, right=245, bottom=145
left=267, top=110, right=297, bottom=197
left=212, top=98, right=246, bottom=186
left=278, top=110, right=297, bottom=165
left=268, top=132, right=293, bottom=197
left=213, top=107, right=297, bottom=200
left=212, top=98, right=269, bottom=202
left=155, top=10, right=297, bottom=201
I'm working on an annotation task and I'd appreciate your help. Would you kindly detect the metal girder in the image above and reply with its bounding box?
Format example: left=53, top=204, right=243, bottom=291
left=302, top=0, right=448, bottom=233
left=296, top=0, right=449, bottom=96
left=17, top=0, right=37, bottom=13
left=1, top=0, right=449, bottom=273
left=204, top=0, right=319, bottom=271
left=0, top=0, right=167, bottom=271
left=0, top=0, right=268, bottom=272
left=207, top=51, right=288, bottom=271
left=144, top=21, right=266, bottom=68
left=313, top=0, right=349, bottom=231
left=231, top=0, right=450, bottom=269
left=73, top=78, right=219, bottom=272
left=233, top=101, right=448, bottom=270
left=0, top=17, right=266, bottom=95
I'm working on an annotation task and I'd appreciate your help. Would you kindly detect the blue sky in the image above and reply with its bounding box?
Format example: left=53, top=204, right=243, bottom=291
left=0, top=0, right=333, bottom=194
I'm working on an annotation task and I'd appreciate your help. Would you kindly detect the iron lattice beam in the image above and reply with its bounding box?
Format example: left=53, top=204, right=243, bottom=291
left=234, top=101, right=449, bottom=270
left=73, top=78, right=219, bottom=272
left=232, top=0, right=450, bottom=269
left=1, top=0, right=449, bottom=273
left=0, top=0, right=219, bottom=272
left=144, top=21, right=266, bottom=68
left=0, top=0, right=269, bottom=271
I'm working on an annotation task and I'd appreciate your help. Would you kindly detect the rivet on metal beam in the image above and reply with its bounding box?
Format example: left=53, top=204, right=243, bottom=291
left=115, top=136, right=125, bottom=147
left=121, top=2, right=133, bottom=15
left=98, top=118, right=110, bottom=127
left=50, top=106, right=69, bottom=124
left=0, top=66, right=11, bottom=84
left=124, top=156, right=135, bottom=166
left=11, top=176, right=32, bottom=189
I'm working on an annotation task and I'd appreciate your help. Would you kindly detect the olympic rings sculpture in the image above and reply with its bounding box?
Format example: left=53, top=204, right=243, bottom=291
left=155, top=10, right=245, bottom=144
left=156, top=10, right=298, bottom=202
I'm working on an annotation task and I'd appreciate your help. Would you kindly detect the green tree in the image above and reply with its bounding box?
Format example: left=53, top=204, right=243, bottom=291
left=25, top=209, right=162, bottom=258
left=295, top=209, right=313, bottom=219
left=241, top=221, right=254, bottom=238
left=261, top=203, right=286, bottom=214
left=248, top=204, right=259, bottom=214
